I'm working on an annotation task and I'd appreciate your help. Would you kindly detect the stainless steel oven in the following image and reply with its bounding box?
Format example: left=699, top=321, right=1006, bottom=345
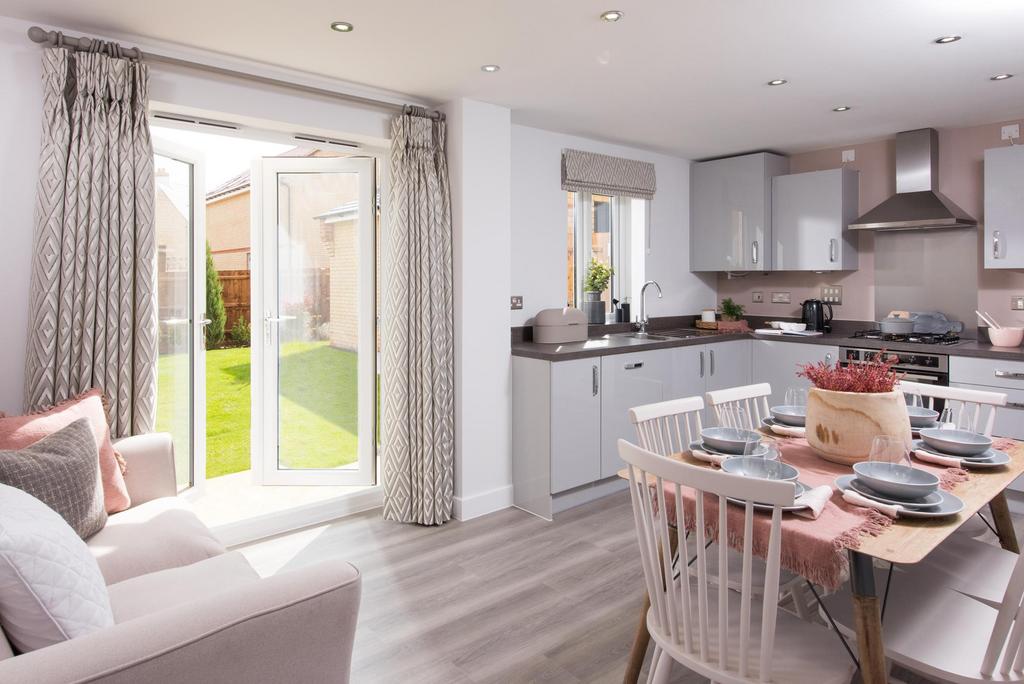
left=839, top=347, right=949, bottom=387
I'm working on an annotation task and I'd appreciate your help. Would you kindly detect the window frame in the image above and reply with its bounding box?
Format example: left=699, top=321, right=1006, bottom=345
left=569, top=191, right=647, bottom=314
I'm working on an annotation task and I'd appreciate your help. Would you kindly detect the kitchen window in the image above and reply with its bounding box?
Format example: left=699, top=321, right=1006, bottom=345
left=566, top=191, right=648, bottom=318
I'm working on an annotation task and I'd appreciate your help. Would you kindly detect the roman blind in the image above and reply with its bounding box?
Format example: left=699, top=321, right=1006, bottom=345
left=561, top=148, right=657, bottom=200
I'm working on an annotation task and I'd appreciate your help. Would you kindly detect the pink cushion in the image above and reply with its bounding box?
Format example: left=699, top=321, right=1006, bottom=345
left=0, top=390, right=130, bottom=513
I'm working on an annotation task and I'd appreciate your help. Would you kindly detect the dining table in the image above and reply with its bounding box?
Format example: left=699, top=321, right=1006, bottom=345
left=619, top=434, right=1024, bottom=684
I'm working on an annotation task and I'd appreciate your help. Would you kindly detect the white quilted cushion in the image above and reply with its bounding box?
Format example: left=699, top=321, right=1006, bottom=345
left=0, top=483, right=113, bottom=653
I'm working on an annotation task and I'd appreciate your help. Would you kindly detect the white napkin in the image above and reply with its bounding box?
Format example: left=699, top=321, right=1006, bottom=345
left=770, top=423, right=806, bottom=438
left=793, top=485, right=833, bottom=519
left=842, top=489, right=899, bottom=518
left=690, top=448, right=726, bottom=466
left=913, top=449, right=962, bottom=468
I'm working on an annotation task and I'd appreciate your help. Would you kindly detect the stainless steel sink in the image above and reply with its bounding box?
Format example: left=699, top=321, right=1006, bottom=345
left=606, top=332, right=677, bottom=343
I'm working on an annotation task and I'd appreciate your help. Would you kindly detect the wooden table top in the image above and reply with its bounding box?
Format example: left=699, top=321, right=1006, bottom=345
left=618, top=438, right=1024, bottom=566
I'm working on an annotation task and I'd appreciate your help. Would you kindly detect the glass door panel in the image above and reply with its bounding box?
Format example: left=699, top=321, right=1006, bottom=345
left=256, top=157, right=376, bottom=485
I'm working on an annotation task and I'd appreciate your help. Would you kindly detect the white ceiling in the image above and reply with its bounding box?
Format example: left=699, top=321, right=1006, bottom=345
left=5, top=0, right=1024, bottom=158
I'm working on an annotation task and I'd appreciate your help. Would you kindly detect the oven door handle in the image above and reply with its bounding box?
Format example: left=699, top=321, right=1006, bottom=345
left=901, top=372, right=943, bottom=384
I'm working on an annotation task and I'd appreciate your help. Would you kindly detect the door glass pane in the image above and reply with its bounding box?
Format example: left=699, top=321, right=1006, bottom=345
left=276, top=171, right=361, bottom=470
left=154, top=154, right=193, bottom=490
left=589, top=194, right=613, bottom=313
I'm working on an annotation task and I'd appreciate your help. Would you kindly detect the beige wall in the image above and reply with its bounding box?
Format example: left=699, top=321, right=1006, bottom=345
left=207, top=192, right=250, bottom=271
left=717, top=117, right=1024, bottom=325
left=325, top=219, right=359, bottom=351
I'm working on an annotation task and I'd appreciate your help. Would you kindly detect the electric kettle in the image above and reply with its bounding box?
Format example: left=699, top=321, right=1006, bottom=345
left=801, top=299, right=833, bottom=333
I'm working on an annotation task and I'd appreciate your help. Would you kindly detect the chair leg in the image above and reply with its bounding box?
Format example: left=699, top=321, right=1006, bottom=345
left=647, top=646, right=671, bottom=684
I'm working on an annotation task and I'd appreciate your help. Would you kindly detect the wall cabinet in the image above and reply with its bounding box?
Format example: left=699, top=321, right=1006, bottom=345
left=772, top=168, right=859, bottom=271
left=751, top=340, right=838, bottom=408
left=984, top=145, right=1024, bottom=269
left=690, top=153, right=790, bottom=272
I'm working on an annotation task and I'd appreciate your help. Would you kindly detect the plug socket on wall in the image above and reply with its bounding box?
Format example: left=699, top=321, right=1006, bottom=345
left=510, top=295, right=523, bottom=310
left=752, top=291, right=764, bottom=303
left=770, top=292, right=791, bottom=304
left=1012, top=296, right=1024, bottom=311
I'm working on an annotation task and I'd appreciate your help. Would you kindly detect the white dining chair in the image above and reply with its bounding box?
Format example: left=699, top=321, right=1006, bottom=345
left=898, top=380, right=1007, bottom=436
left=819, top=548, right=1024, bottom=683
left=629, top=394, right=816, bottom=621
left=706, top=383, right=773, bottom=429
left=618, top=439, right=856, bottom=684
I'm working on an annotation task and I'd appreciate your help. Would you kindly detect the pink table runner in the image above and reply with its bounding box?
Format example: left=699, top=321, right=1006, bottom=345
left=658, top=437, right=1013, bottom=590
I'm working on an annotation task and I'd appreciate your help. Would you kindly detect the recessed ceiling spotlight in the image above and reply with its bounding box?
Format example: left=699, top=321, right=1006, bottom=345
left=767, top=79, right=788, bottom=86
left=600, top=10, right=624, bottom=22
left=991, top=73, right=1014, bottom=81
left=933, top=35, right=961, bottom=44
left=330, top=21, right=354, bottom=33
left=481, top=64, right=501, bottom=73
left=832, top=106, right=852, bottom=112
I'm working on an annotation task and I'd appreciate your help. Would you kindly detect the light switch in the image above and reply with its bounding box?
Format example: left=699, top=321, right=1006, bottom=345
left=1012, top=296, right=1024, bottom=311
left=1002, top=125, right=1021, bottom=142
left=752, top=291, right=764, bottom=303
left=510, top=295, right=523, bottom=310
left=770, top=291, right=791, bottom=304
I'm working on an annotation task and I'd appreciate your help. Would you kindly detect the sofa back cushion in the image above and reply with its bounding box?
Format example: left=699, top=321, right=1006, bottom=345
left=0, top=389, right=130, bottom=513
left=0, top=419, right=107, bottom=539
left=0, top=627, right=12, bottom=660
left=0, top=483, right=114, bottom=653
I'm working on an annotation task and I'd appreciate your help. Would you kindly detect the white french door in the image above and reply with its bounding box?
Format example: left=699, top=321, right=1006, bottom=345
left=252, top=156, right=376, bottom=485
left=153, top=139, right=207, bottom=493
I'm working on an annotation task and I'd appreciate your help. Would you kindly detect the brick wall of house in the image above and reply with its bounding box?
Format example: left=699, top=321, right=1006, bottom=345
left=206, top=192, right=250, bottom=271
left=326, top=219, right=359, bottom=351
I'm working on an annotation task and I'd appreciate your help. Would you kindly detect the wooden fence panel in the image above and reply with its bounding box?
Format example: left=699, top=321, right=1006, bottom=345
left=219, top=269, right=250, bottom=332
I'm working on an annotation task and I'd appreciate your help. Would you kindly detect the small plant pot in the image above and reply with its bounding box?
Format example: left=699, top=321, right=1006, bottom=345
left=582, top=291, right=605, bottom=325
left=805, top=388, right=912, bottom=465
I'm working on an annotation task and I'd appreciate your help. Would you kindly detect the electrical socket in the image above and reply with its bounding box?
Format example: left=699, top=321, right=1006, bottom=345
left=510, top=295, right=523, bottom=310
left=1002, top=124, right=1020, bottom=142
left=841, top=149, right=856, bottom=163
left=1012, top=296, right=1024, bottom=311
left=770, top=291, right=791, bottom=304
left=752, top=291, right=764, bottom=303
left=821, top=285, right=843, bottom=305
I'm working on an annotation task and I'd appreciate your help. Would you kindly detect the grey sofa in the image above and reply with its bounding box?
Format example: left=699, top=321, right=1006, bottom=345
left=0, top=433, right=362, bottom=683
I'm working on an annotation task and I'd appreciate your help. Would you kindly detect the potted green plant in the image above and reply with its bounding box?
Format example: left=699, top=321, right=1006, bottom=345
left=582, top=259, right=614, bottom=324
left=717, top=297, right=749, bottom=332
left=798, top=353, right=912, bottom=465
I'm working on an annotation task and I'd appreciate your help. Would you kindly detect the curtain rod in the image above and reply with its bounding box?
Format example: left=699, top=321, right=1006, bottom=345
left=26, top=26, right=443, bottom=121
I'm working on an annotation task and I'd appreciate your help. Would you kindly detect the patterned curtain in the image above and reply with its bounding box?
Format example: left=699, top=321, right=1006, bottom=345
left=380, top=110, right=455, bottom=525
left=24, top=46, right=156, bottom=438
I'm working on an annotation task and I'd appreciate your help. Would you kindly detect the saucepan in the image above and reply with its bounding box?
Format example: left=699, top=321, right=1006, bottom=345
left=878, top=317, right=915, bottom=335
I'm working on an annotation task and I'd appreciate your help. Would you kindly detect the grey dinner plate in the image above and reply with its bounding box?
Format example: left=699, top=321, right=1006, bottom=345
left=835, top=475, right=964, bottom=518
left=910, top=440, right=1011, bottom=468
left=846, top=477, right=942, bottom=509
left=690, top=440, right=769, bottom=458
left=726, top=481, right=809, bottom=512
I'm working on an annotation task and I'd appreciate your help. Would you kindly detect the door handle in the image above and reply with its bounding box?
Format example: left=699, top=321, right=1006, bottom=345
left=1006, top=401, right=1024, bottom=410
left=995, top=370, right=1024, bottom=380
left=162, top=318, right=191, bottom=326
left=709, top=349, right=715, bottom=376
left=994, top=230, right=1001, bottom=260
left=751, top=240, right=759, bottom=265
left=699, top=351, right=705, bottom=378
left=624, top=361, right=644, bottom=370
left=592, top=365, right=599, bottom=396
left=829, top=238, right=837, bottom=263
left=265, top=315, right=296, bottom=323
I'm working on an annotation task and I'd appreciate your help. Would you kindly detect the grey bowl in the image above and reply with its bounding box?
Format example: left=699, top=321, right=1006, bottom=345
left=906, top=405, right=940, bottom=428
left=770, top=405, right=807, bottom=426
left=700, top=427, right=763, bottom=455
left=852, top=461, right=939, bottom=500
left=721, top=457, right=799, bottom=482
left=919, top=428, right=993, bottom=456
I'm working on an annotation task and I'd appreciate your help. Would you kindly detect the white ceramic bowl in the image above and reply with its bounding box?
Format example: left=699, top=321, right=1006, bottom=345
left=770, top=405, right=807, bottom=426
left=779, top=322, right=807, bottom=332
left=700, top=427, right=762, bottom=455
left=852, top=461, right=939, bottom=500
left=906, top=405, right=940, bottom=428
left=988, top=327, right=1024, bottom=348
left=919, top=428, right=993, bottom=456
left=721, top=457, right=799, bottom=482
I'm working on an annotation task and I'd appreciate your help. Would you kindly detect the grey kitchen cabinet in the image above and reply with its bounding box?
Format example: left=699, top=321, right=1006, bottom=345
left=600, top=348, right=675, bottom=478
left=550, top=358, right=602, bottom=493
left=984, top=145, right=1024, bottom=269
left=690, top=152, right=789, bottom=272
left=752, top=340, right=838, bottom=408
left=772, top=168, right=859, bottom=271
left=672, top=341, right=753, bottom=425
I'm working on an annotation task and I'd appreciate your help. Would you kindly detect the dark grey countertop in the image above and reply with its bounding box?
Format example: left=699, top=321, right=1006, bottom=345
left=511, top=328, right=1024, bottom=362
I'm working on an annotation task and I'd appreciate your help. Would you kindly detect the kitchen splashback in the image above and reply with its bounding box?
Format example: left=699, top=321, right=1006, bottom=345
left=873, top=228, right=978, bottom=329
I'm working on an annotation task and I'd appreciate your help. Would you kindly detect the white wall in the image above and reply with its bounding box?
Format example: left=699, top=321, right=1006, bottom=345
left=510, top=125, right=716, bottom=326
left=0, top=14, right=400, bottom=414
left=444, top=98, right=513, bottom=520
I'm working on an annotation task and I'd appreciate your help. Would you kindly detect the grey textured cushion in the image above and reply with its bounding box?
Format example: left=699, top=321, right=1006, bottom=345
left=0, top=419, right=106, bottom=538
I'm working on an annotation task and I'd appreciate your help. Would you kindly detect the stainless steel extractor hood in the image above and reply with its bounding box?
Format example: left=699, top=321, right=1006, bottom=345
left=849, top=128, right=977, bottom=231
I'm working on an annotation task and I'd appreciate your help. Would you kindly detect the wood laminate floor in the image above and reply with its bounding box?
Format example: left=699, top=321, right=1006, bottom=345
left=238, top=490, right=1024, bottom=683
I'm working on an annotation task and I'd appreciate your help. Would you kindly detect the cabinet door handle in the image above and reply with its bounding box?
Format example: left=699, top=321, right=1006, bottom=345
left=592, top=365, right=599, bottom=396
left=624, top=361, right=644, bottom=370
left=829, top=238, right=837, bottom=263
left=994, top=230, right=1002, bottom=260
left=995, top=370, right=1024, bottom=380
left=709, top=349, right=715, bottom=376
left=1006, top=401, right=1024, bottom=410
left=699, top=351, right=705, bottom=378
left=751, top=240, right=759, bottom=265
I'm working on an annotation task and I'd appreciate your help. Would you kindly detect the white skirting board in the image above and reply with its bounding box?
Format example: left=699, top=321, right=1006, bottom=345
left=454, top=484, right=514, bottom=521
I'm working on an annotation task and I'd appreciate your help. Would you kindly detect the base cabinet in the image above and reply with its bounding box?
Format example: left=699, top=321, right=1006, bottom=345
left=752, top=340, right=839, bottom=408
left=551, top=359, right=602, bottom=493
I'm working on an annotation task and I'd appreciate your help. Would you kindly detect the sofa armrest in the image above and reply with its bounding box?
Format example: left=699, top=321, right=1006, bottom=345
left=113, top=433, right=178, bottom=507
left=0, top=559, right=361, bottom=684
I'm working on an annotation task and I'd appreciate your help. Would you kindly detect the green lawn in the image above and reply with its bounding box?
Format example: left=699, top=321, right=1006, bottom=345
left=157, top=341, right=360, bottom=480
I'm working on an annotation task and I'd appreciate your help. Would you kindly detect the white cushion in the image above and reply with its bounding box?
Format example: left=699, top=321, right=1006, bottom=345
left=0, top=484, right=113, bottom=653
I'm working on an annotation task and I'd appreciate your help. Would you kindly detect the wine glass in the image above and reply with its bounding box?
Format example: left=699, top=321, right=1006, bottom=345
left=785, top=387, right=808, bottom=407
left=869, top=435, right=913, bottom=475
left=938, top=406, right=955, bottom=429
